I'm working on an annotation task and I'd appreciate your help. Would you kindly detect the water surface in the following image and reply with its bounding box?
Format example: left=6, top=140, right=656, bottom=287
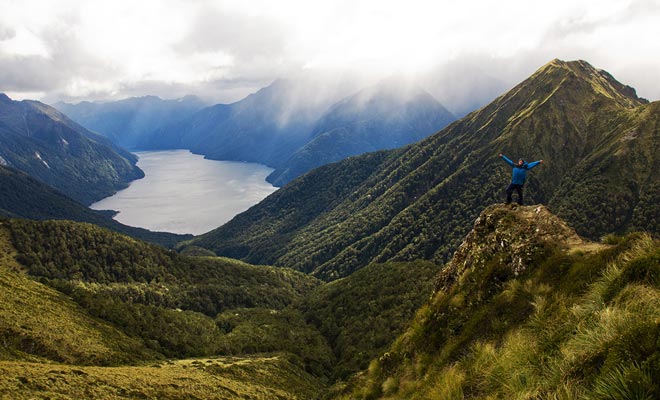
left=91, top=150, right=277, bottom=235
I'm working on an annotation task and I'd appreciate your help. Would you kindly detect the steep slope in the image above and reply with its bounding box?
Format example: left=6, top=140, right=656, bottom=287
left=267, top=80, right=455, bottom=186
left=296, top=260, right=440, bottom=380
left=0, top=225, right=154, bottom=365
left=341, top=205, right=660, bottom=399
left=187, top=59, right=650, bottom=280
left=54, top=95, right=206, bottom=150
left=0, top=165, right=190, bottom=247
left=143, top=79, right=346, bottom=167
left=0, top=94, right=143, bottom=205
left=551, top=100, right=660, bottom=237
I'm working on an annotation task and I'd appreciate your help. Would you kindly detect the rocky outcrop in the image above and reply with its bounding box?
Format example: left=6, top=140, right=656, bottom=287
left=435, top=204, right=586, bottom=292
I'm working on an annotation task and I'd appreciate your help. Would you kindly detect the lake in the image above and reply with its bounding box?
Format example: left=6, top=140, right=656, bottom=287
left=90, top=150, right=277, bottom=235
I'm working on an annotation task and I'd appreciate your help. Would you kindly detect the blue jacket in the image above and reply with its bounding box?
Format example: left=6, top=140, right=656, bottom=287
left=501, top=155, right=541, bottom=185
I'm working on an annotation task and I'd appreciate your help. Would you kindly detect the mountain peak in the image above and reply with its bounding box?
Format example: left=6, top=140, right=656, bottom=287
left=531, top=58, right=646, bottom=107
left=0, top=93, right=12, bottom=103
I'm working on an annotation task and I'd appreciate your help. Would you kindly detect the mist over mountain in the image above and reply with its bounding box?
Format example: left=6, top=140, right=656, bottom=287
left=138, top=77, right=455, bottom=186
left=186, top=59, right=656, bottom=280
left=267, top=79, right=455, bottom=186
left=422, top=61, right=509, bottom=117
left=0, top=93, right=143, bottom=205
left=140, top=78, right=353, bottom=167
left=53, top=95, right=207, bottom=150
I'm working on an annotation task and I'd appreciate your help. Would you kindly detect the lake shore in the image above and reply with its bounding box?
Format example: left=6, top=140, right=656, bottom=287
left=90, top=150, right=277, bottom=235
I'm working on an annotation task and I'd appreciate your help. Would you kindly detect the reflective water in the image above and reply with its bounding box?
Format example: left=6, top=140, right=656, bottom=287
left=91, top=150, right=277, bottom=235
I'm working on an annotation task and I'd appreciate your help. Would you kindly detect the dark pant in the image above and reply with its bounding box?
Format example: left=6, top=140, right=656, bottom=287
left=506, top=183, right=523, bottom=204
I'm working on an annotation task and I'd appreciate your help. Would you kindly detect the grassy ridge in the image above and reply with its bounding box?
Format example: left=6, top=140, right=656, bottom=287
left=344, top=206, right=660, bottom=399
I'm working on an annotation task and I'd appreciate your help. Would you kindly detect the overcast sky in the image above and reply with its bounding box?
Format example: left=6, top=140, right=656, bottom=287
left=1, top=0, right=659, bottom=107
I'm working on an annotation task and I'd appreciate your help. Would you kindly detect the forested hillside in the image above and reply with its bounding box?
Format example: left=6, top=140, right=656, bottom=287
left=0, top=218, right=437, bottom=389
left=0, top=94, right=143, bottom=205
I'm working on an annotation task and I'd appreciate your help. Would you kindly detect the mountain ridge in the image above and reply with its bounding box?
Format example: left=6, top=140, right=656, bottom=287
left=185, top=59, right=657, bottom=280
left=0, top=94, right=143, bottom=205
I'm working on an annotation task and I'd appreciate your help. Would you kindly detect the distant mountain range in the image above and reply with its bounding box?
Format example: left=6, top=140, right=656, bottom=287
left=0, top=93, right=143, bottom=205
left=139, top=79, right=339, bottom=168
left=57, top=78, right=456, bottom=186
left=185, top=59, right=658, bottom=280
left=53, top=95, right=207, bottom=150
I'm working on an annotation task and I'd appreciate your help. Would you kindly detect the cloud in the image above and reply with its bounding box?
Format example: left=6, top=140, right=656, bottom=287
left=0, top=0, right=659, bottom=108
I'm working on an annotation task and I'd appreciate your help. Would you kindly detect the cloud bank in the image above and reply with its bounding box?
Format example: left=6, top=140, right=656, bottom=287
left=1, top=0, right=659, bottom=109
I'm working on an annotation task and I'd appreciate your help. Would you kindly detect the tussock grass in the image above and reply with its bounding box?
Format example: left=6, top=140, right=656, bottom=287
left=348, top=232, right=660, bottom=399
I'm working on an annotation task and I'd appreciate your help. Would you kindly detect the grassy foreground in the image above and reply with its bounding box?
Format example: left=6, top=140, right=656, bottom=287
left=0, top=355, right=324, bottom=399
left=343, top=205, right=660, bottom=399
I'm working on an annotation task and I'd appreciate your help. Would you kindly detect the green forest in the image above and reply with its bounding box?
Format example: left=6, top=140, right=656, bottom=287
left=0, top=218, right=438, bottom=385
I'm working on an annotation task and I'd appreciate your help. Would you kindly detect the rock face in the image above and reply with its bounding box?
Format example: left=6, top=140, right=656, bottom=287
left=435, top=204, right=585, bottom=292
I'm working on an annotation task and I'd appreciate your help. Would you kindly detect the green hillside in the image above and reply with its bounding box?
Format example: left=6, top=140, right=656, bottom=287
left=0, top=94, right=143, bottom=205
left=0, top=225, right=155, bottom=365
left=0, top=165, right=189, bottom=247
left=340, top=204, right=660, bottom=399
left=0, top=218, right=330, bottom=397
left=2, top=219, right=323, bottom=359
left=186, top=59, right=655, bottom=280
left=551, top=100, right=660, bottom=237
left=297, top=260, right=440, bottom=380
left=1, top=216, right=442, bottom=396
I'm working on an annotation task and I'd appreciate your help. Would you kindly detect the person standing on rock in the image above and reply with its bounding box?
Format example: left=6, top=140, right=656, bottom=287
left=498, top=153, right=543, bottom=205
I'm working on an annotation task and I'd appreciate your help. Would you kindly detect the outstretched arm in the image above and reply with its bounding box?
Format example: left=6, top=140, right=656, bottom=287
left=527, top=160, right=543, bottom=169
left=499, top=153, right=515, bottom=167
